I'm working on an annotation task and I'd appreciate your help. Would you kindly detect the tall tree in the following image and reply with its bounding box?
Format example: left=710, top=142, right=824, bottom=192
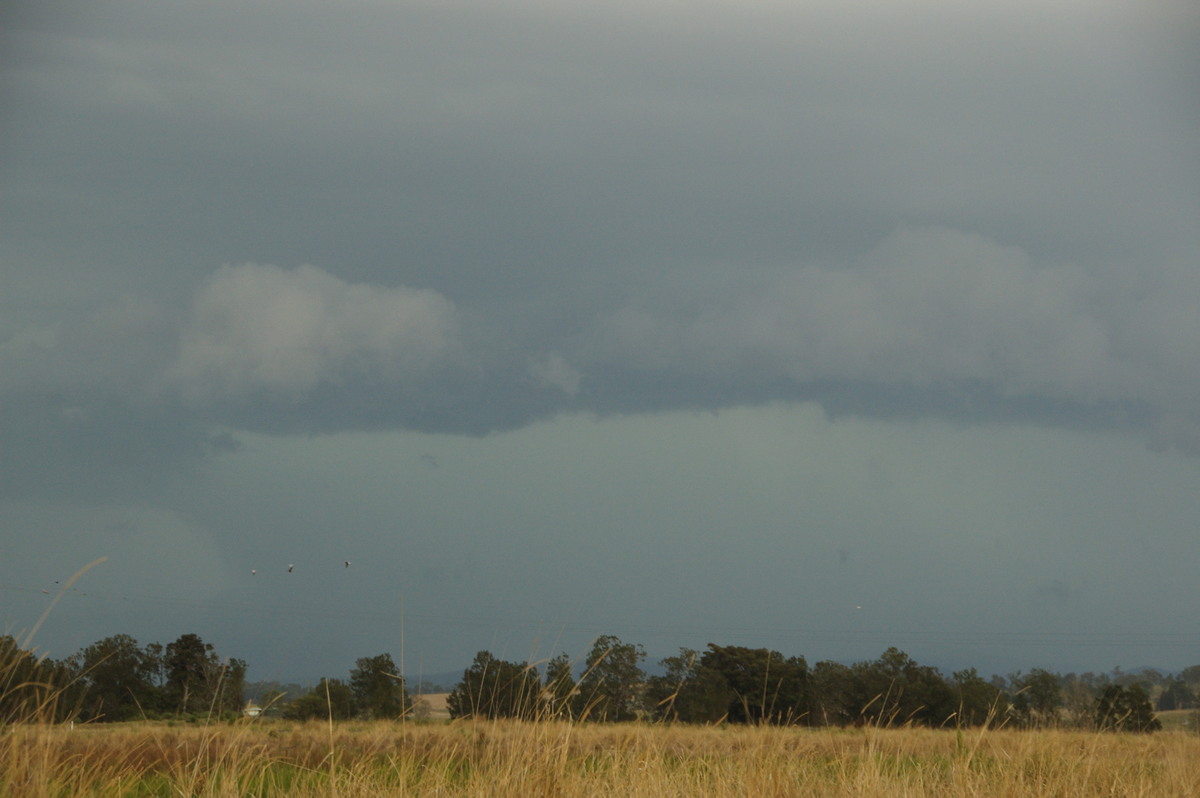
left=350, top=653, right=411, bottom=719
left=1008, top=669, right=1062, bottom=728
left=447, top=651, right=541, bottom=720
left=163, top=633, right=241, bottom=715
left=809, top=660, right=856, bottom=726
left=645, top=647, right=731, bottom=724
left=951, top=668, right=1002, bottom=727
left=698, top=644, right=809, bottom=725
left=1096, top=684, right=1161, bottom=732
left=846, top=648, right=955, bottom=727
left=542, top=653, right=577, bottom=720
left=575, top=635, right=646, bottom=722
left=0, top=635, right=75, bottom=723
left=73, top=634, right=155, bottom=722
left=214, top=658, right=248, bottom=715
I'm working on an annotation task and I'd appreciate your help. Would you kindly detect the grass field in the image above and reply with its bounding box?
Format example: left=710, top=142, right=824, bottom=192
left=1154, top=708, right=1199, bottom=733
left=3, top=717, right=1199, bottom=797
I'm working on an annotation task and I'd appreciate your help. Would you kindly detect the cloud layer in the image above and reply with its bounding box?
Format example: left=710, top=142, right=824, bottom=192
left=3, top=223, right=1199, bottom=461
left=2, top=0, right=1194, bottom=452
left=587, top=227, right=1147, bottom=406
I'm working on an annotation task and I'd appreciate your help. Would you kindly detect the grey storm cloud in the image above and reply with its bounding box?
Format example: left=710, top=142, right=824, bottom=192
left=582, top=225, right=1193, bottom=415
left=2, top=0, right=1200, bottom=678
left=5, top=222, right=1198, bottom=455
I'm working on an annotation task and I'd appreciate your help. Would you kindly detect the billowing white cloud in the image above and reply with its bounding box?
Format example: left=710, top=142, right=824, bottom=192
left=166, top=263, right=460, bottom=404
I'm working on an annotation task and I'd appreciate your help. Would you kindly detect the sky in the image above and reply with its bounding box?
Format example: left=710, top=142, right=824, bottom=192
left=1, top=0, right=1198, bottom=685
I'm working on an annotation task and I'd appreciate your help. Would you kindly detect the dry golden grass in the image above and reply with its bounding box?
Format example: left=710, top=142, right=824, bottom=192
left=2, top=718, right=1198, bottom=797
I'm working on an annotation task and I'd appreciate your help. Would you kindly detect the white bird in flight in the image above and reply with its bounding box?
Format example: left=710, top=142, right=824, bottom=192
left=288, top=564, right=294, bottom=573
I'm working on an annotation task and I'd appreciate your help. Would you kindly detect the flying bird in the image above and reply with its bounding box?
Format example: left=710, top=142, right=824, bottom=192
left=288, top=564, right=294, bottom=573
left=251, top=569, right=256, bottom=576
left=344, top=561, right=351, bottom=568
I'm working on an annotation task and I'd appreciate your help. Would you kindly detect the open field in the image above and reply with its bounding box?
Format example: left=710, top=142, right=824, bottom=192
left=1154, top=709, right=1200, bottom=733
left=3, top=719, right=1199, bottom=797
left=411, top=691, right=451, bottom=721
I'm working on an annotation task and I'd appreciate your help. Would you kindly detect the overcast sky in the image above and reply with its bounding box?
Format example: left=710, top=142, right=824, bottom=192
left=2, top=0, right=1198, bottom=684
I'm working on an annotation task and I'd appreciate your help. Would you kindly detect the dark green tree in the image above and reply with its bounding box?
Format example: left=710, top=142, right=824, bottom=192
left=542, top=653, right=577, bottom=720
left=1009, top=669, right=1062, bottom=728
left=575, top=635, right=646, bottom=722
left=164, top=634, right=214, bottom=714
left=43, top=656, right=82, bottom=722
left=350, top=653, right=411, bottom=719
left=283, top=678, right=357, bottom=720
left=843, top=649, right=957, bottom=727
left=0, top=635, right=76, bottom=723
left=809, top=660, right=856, bottom=726
left=643, top=649, right=687, bottom=722
left=163, top=633, right=243, bottom=716
left=645, top=647, right=731, bottom=724
left=1096, top=684, right=1161, bottom=732
left=447, top=651, right=541, bottom=719
left=848, top=653, right=897, bottom=725
left=214, top=658, right=248, bottom=715
left=72, top=634, right=155, bottom=722
left=951, top=668, right=1002, bottom=727
left=697, top=644, right=809, bottom=725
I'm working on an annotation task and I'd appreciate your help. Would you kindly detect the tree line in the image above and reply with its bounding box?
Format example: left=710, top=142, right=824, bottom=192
left=5, top=632, right=1196, bottom=731
left=0, top=633, right=420, bottom=720
left=1, top=633, right=245, bottom=723
left=0, top=634, right=414, bottom=724
left=444, top=636, right=1190, bottom=733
